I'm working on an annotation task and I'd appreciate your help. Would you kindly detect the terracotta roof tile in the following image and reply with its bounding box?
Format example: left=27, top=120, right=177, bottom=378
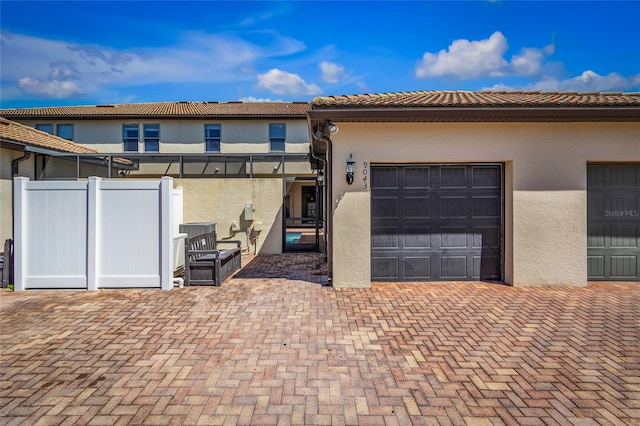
left=0, top=101, right=311, bottom=119
left=312, top=90, right=640, bottom=108
left=0, top=117, right=97, bottom=154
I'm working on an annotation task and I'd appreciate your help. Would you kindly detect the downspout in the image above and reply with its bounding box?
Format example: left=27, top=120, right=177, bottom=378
left=11, top=151, right=31, bottom=177
left=309, top=119, right=333, bottom=286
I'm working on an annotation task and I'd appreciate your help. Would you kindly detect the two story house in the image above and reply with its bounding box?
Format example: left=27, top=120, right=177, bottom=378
left=1, top=101, right=323, bottom=255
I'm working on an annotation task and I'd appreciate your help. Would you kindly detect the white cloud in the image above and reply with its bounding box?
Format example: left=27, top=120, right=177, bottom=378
left=18, top=78, right=85, bottom=98
left=510, top=48, right=545, bottom=76
left=256, top=68, right=321, bottom=96
left=49, top=61, right=83, bottom=81
left=416, top=31, right=509, bottom=79
left=356, top=81, right=370, bottom=92
left=561, top=70, right=640, bottom=91
left=238, top=96, right=281, bottom=102
left=1, top=30, right=307, bottom=101
left=483, top=70, right=640, bottom=92
left=416, top=32, right=556, bottom=80
left=320, top=61, right=345, bottom=83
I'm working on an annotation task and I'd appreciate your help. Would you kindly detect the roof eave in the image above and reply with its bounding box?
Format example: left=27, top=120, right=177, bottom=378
left=308, top=107, right=640, bottom=122
left=1, top=113, right=309, bottom=120
left=0, top=139, right=27, bottom=152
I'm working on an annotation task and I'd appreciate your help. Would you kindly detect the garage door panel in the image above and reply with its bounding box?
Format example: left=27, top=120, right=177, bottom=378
left=473, top=255, right=501, bottom=280
left=440, top=167, right=467, bottom=188
left=404, top=227, right=431, bottom=248
left=610, top=256, right=637, bottom=278
left=607, top=195, right=638, bottom=211
left=372, top=257, right=399, bottom=279
left=440, top=228, right=468, bottom=248
left=588, top=256, right=606, bottom=279
left=611, top=225, right=638, bottom=247
left=403, top=196, right=431, bottom=219
left=472, top=196, right=501, bottom=218
left=440, top=256, right=468, bottom=279
left=587, top=164, right=605, bottom=187
left=609, top=164, right=639, bottom=186
left=371, top=167, right=399, bottom=188
left=440, top=196, right=468, bottom=219
left=404, top=167, right=431, bottom=188
left=473, top=226, right=501, bottom=249
left=372, top=196, right=398, bottom=218
left=473, top=167, right=501, bottom=188
left=405, top=257, right=431, bottom=279
left=588, top=196, right=605, bottom=216
left=587, top=225, right=605, bottom=247
left=372, top=226, right=399, bottom=249
left=587, top=163, right=640, bottom=281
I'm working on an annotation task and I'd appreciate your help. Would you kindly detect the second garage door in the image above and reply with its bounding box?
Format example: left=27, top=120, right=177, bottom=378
left=371, top=164, right=503, bottom=281
left=587, top=163, right=640, bottom=281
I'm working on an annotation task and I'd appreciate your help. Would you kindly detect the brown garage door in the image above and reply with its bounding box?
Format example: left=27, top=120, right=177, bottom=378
left=371, top=164, right=503, bottom=281
left=588, top=164, right=640, bottom=281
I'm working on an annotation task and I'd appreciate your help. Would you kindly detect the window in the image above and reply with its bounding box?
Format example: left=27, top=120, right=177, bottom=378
left=143, top=124, right=160, bottom=152
left=35, top=124, right=74, bottom=140
left=35, top=124, right=54, bottom=134
left=56, top=124, right=74, bottom=141
left=269, top=123, right=286, bottom=152
left=205, top=124, right=221, bottom=152
left=123, top=124, right=139, bottom=152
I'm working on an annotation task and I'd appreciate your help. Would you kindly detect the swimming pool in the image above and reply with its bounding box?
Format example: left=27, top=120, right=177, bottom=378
left=286, top=232, right=302, bottom=243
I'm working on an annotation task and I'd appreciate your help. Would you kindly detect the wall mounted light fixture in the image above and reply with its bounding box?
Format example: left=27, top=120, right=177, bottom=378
left=346, top=154, right=356, bottom=185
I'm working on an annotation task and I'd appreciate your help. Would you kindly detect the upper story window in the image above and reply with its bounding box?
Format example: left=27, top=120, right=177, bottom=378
left=35, top=124, right=54, bottom=134
left=269, top=123, right=286, bottom=152
left=143, top=124, right=160, bottom=152
left=35, top=124, right=74, bottom=140
left=123, top=124, right=139, bottom=152
left=205, top=124, right=221, bottom=152
left=56, top=124, right=74, bottom=141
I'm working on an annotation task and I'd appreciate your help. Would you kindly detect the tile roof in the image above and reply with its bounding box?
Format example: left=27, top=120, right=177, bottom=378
left=312, top=90, right=640, bottom=107
left=0, top=117, right=97, bottom=154
left=0, top=101, right=311, bottom=119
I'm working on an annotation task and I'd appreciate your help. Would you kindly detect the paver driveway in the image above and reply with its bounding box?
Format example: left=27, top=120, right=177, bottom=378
left=1, top=254, right=639, bottom=425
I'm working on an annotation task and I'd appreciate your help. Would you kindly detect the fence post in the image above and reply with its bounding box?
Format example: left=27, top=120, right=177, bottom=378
left=160, top=177, right=174, bottom=290
left=12, top=177, right=28, bottom=291
left=87, top=177, right=101, bottom=291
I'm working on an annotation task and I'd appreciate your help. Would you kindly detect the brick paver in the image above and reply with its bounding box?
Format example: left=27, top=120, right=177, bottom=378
left=1, top=254, right=639, bottom=425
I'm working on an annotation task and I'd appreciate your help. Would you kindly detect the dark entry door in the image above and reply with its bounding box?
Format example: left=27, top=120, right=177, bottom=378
left=587, top=164, right=640, bottom=281
left=371, top=164, right=503, bottom=281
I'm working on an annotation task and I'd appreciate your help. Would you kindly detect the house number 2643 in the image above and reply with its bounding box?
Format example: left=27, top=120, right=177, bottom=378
left=362, top=161, right=369, bottom=190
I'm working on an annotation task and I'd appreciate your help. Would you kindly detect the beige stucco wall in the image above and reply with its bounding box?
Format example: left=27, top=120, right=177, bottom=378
left=175, top=178, right=283, bottom=254
left=15, top=119, right=309, bottom=154
left=0, top=148, right=37, bottom=244
left=0, top=179, right=11, bottom=244
left=329, top=121, right=640, bottom=288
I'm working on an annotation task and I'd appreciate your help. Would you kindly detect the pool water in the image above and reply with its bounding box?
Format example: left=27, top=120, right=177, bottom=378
left=286, top=232, right=302, bottom=243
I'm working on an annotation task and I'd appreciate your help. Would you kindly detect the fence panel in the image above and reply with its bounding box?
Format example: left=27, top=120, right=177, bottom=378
left=14, top=177, right=175, bottom=291
left=18, top=180, right=88, bottom=289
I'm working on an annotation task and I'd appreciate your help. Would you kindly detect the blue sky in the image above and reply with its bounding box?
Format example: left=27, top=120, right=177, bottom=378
left=1, top=1, right=639, bottom=108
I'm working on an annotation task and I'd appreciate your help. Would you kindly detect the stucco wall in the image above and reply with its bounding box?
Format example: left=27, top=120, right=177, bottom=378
left=15, top=119, right=309, bottom=154
left=175, top=178, right=283, bottom=254
left=329, top=121, right=640, bottom=288
left=0, top=148, right=36, bottom=245
left=0, top=179, right=11, bottom=244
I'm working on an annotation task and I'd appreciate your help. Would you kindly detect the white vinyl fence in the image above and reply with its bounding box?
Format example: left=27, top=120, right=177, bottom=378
left=13, top=176, right=178, bottom=291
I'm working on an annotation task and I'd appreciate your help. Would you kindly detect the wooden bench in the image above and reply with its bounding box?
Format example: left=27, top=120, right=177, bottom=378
left=184, top=231, right=241, bottom=286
